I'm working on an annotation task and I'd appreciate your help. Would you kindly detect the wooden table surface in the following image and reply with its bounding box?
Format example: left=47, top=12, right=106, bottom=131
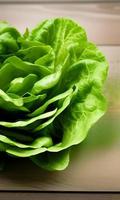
left=0, top=1, right=120, bottom=199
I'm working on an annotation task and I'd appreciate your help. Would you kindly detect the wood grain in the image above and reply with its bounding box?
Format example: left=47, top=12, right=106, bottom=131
left=0, top=0, right=120, bottom=3
left=0, top=3, right=120, bottom=44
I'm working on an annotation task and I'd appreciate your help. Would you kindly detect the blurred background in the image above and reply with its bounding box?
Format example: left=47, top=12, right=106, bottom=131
left=0, top=0, right=120, bottom=192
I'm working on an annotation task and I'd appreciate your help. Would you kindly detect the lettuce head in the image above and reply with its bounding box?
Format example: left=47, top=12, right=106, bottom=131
left=0, top=18, right=108, bottom=171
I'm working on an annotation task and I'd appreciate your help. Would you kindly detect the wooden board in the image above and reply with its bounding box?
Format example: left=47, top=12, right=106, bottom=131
left=0, top=0, right=120, bottom=3
left=0, top=192, right=120, bottom=200
left=0, top=2, right=120, bottom=197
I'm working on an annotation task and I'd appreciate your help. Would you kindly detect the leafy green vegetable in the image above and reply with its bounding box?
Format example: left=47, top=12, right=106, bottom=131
left=0, top=18, right=108, bottom=171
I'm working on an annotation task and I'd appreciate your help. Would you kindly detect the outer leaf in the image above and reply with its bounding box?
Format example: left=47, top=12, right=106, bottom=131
left=34, top=91, right=73, bottom=132
left=28, top=18, right=87, bottom=68
left=6, top=146, right=47, bottom=157
left=48, top=88, right=107, bottom=152
left=0, top=89, right=29, bottom=112
left=18, top=44, right=55, bottom=69
left=31, top=149, right=70, bottom=171
left=0, top=109, right=57, bottom=128
left=29, top=88, right=73, bottom=117
left=0, top=134, right=52, bottom=149
left=0, top=21, right=20, bottom=56
left=31, top=68, right=62, bottom=95
left=7, top=74, right=38, bottom=95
